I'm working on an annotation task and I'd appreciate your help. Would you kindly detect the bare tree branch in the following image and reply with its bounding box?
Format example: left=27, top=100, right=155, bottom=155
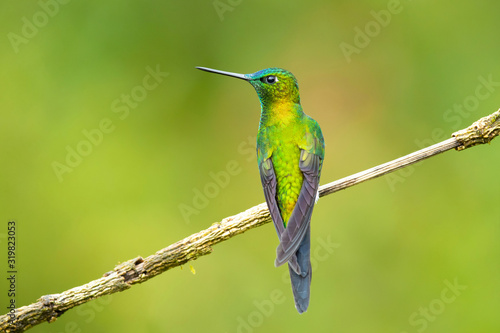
left=2, top=109, right=499, bottom=333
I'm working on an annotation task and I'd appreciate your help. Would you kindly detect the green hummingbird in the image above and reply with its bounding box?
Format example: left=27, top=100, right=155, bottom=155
left=197, top=66, right=325, bottom=313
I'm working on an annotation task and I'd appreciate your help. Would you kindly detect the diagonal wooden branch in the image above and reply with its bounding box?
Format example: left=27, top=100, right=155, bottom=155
left=2, top=109, right=499, bottom=333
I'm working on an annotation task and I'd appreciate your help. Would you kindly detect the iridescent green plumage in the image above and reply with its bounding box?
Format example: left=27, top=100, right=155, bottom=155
left=197, top=66, right=325, bottom=314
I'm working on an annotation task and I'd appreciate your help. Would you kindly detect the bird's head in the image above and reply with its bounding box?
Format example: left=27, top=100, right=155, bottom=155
left=196, top=67, right=300, bottom=107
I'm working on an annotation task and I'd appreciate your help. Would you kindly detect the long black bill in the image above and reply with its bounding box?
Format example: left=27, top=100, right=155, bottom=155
left=196, top=67, right=248, bottom=81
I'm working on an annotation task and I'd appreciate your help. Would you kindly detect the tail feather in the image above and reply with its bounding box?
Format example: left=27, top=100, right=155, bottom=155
left=288, top=227, right=311, bottom=314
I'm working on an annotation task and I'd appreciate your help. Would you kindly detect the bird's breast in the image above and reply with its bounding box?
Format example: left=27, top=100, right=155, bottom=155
left=271, top=142, right=303, bottom=225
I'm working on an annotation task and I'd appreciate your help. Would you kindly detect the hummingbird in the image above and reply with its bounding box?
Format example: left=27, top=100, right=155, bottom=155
left=196, top=66, right=325, bottom=313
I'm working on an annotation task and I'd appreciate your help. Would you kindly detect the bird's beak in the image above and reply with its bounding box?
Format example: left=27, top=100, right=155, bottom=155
left=196, top=67, right=249, bottom=81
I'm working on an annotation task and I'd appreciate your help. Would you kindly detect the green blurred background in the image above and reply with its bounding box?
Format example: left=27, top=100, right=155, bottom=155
left=1, top=1, right=499, bottom=332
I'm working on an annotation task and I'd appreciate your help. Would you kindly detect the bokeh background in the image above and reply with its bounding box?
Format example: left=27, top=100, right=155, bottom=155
left=1, top=1, right=499, bottom=332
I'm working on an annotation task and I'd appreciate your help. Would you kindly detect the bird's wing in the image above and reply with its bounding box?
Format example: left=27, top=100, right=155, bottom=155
left=259, top=156, right=302, bottom=273
left=275, top=149, right=322, bottom=267
left=258, top=157, right=286, bottom=238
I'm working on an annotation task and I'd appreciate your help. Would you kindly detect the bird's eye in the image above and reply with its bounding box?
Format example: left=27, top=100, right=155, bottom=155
left=261, top=75, right=277, bottom=84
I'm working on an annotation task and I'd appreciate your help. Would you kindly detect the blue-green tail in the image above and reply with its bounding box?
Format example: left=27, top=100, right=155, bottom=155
left=288, top=226, right=311, bottom=314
